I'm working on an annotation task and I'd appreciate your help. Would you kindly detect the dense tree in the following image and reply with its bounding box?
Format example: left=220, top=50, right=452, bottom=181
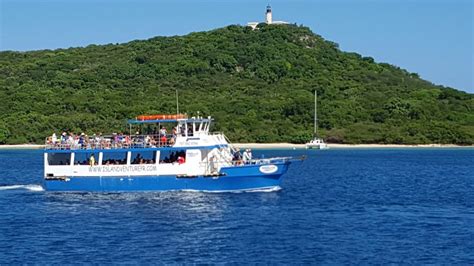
left=0, top=24, right=473, bottom=144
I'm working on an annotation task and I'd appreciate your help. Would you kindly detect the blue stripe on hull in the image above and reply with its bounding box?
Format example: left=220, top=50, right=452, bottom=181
left=44, top=163, right=290, bottom=192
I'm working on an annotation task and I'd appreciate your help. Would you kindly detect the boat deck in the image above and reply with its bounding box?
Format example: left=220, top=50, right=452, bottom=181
left=45, top=134, right=176, bottom=150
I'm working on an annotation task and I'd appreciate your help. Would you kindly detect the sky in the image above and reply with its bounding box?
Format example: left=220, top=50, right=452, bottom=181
left=1, top=0, right=473, bottom=93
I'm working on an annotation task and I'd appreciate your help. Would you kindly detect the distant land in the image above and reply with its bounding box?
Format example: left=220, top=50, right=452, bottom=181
left=0, top=24, right=473, bottom=145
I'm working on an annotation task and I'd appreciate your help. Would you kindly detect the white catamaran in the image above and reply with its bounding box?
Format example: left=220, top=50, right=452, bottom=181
left=306, top=90, right=329, bottom=150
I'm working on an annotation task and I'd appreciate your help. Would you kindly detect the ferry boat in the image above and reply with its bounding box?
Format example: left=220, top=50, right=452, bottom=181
left=43, top=114, right=302, bottom=192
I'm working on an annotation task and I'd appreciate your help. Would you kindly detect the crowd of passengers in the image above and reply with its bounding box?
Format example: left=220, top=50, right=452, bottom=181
left=46, top=125, right=192, bottom=149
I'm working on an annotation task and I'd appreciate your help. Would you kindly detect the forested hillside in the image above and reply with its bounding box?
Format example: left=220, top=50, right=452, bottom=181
left=1, top=24, right=473, bottom=144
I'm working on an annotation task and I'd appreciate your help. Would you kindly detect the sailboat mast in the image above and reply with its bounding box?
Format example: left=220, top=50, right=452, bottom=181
left=314, top=90, right=317, bottom=137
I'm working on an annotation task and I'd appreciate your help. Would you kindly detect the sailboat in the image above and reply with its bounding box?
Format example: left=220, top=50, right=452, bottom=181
left=305, top=90, right=329, bottom=150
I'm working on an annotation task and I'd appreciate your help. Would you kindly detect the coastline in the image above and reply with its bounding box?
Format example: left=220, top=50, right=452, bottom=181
left=0, top=143, right=472, bottom=150
left=0, top=144, right=44, bottom=149
left=233, top=143, right=473, bottom=149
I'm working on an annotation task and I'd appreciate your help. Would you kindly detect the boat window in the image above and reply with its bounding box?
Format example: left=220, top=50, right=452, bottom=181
left=47, top=153, right=71, bottom=166
left=187, top=124, right=194, bottom=136
left=131, top=151, right=156, bottom=164
left=159, top=150, right=186, bottom=164
left=102, top=152, right=127, bottom=165
left=74, top=152, right=97, bottom=165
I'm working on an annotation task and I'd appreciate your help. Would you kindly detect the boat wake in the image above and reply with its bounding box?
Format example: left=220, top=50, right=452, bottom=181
left=183, top=186, right=282, bottom=193
left=0, top=184, right=44, bottom=192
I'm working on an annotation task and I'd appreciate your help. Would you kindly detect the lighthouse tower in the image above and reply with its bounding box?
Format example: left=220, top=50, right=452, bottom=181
left=247, top=5, right=287, bottom=29
left=265, top=5, right=273, bottom=24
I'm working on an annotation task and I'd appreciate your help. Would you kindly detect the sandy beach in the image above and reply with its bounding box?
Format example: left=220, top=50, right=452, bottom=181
left=0, top=144, right=44, bottom=149
left=233, top=143, right=473, bottom=149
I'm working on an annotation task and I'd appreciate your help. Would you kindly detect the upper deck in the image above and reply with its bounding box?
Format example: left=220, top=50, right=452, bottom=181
left=45, top=115, right=227, bottom=151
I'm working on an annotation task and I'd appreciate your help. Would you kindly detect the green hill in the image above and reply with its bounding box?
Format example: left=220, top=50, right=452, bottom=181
left=0, top=24, right=473, bottom=144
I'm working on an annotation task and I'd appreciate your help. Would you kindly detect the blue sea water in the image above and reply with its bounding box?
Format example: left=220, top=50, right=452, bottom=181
left=0, top=148, right=473, bottom=264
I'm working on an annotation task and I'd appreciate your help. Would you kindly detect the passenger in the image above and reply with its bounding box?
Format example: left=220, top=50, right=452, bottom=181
left=210, top=155, right=218, bottom=174
left=160, top=135, right=167, bottom=146
left=112, top=133, right=118, bottom=148
left=52, top=133, right=57, bottom=144
left=180, top=125, right=185, bottom=136
left=132, top=132, right=140, bottom=148
left=242, top=149, right=251, bottom=164
left=119, top=133, right=125, bottom=146
left=124, top=135, right=131, bottom=147
left=177, top=155, right=185, bottom=164
left=160, top=126, right=167, bottom=137
left=170, top=128, right=177, bottom=144
left=61, top=132, right=67, bottom=144
left=78, top=133, right=85, bottom=148
left=74, top=134, right=80, bottom=148
left=145, top=135, right=151, bottom=146
left=233, top=150, right=242, bottom=165
left=91, top=134, right=97, bottom=148
left=133, top=153, right=142, bottom=164
left=68, top=134, right=75, bottom=147
left=89, top=154, right=96, bottom=166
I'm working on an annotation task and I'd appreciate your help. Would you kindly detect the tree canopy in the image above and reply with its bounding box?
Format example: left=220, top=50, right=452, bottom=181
left=0, top=24, right=473, bottom=144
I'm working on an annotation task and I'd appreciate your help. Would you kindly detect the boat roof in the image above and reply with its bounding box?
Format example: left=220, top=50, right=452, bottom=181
left=127, top=118, right=212, bottom=124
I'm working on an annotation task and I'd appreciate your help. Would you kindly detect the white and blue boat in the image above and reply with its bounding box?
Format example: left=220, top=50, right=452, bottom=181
left=43, top=114, right=301, bottom=192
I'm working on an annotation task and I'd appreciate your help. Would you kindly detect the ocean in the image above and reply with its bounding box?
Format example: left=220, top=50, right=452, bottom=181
left=0, top=148, right=473, bottom=264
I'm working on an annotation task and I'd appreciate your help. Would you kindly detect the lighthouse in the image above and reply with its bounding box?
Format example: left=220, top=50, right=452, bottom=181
left=247, top=6, right=288, bottom=30
left=265, top=5, right=273, bottom=24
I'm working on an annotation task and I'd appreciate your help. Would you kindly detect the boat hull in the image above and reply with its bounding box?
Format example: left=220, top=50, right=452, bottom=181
left=43, top=163, right=290, bottom=192
left=306, top=145, right=328, bottom=150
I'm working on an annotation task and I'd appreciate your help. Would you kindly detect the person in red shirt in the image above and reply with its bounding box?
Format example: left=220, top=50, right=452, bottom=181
left=160, top=135, right=167, bottom=146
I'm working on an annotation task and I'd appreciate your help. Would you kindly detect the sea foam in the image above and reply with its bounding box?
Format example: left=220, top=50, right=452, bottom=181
left=0, top=184, right=44, bottom=192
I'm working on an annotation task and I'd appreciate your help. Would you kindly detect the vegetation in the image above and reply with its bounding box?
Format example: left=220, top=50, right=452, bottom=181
left=0, top=24, right=473, bottom=144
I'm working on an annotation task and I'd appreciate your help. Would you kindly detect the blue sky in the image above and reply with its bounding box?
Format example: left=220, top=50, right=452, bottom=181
left=1, top=0, right=473, bottom=93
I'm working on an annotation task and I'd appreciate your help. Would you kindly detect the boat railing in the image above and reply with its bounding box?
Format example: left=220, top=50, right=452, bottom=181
left=206, top=156, right=295, bottom=167
left=44, top=134, right=178, bottom=150
left=200, top=156, right=296, bottom=175
left=210, top=132, right=238, bottom=153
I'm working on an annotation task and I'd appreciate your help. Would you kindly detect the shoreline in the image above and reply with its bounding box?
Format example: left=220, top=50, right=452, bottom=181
left=0, top=143, right=472, bottom=150
left=234, top=143, right=474, bottom=149
left=0, top=144, right=44, bottom=149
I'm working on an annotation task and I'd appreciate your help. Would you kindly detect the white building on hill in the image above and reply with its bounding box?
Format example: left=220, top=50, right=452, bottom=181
left=247, top=5, right=289, bottom=29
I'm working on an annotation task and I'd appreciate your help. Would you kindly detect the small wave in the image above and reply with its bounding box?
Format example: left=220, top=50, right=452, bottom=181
left=0, top=184, right=44, bottom=192
left=242, top=186, right=282, bottom=193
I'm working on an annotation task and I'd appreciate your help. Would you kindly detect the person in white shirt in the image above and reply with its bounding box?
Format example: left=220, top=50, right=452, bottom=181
left=243, top=149, right=252, bottom=164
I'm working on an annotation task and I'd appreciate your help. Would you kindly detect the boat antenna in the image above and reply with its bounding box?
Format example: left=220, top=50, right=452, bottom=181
left=176, top=89, right=179, bottom=115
